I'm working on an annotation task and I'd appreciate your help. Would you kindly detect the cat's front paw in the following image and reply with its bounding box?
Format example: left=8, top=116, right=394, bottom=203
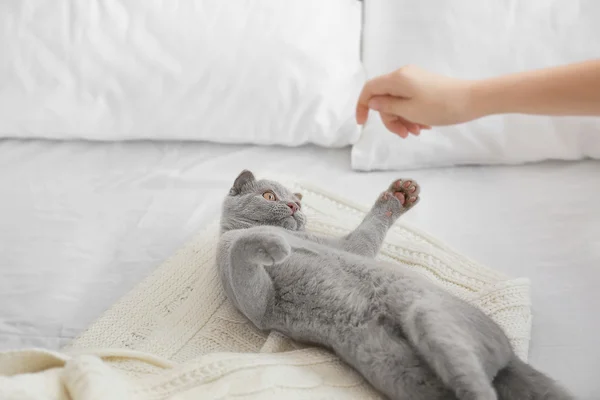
left=375, top=179, right=421, bottom=217
left=245, top=233, right=291, bottom=266
left=388, top=179, right=420, bottom=210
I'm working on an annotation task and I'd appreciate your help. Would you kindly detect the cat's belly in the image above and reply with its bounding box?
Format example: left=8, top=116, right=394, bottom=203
left=265, top=247, right=391, bottom=346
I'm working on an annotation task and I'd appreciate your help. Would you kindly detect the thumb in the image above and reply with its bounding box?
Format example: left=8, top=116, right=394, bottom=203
left=368, top=95, right=411, bottom=118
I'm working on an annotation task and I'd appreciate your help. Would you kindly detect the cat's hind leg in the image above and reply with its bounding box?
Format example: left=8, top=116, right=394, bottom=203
left=349, top=319, right=451, bottom=400
left=401, top=300, right=504, bottom=400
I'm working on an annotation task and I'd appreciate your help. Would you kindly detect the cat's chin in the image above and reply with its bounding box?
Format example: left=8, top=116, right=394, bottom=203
left=281, top=217, right=301, bottom=231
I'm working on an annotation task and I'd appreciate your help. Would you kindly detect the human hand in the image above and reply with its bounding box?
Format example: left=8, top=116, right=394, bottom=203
left=356, top=65, right=475, bottom=137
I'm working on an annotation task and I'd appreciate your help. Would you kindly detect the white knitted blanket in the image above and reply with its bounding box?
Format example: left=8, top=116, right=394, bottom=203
left=0, top=181, right=532, bottom=399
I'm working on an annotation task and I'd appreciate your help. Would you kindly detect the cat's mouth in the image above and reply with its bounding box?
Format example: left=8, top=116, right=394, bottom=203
left=281, top=213, right=304, bottom=231
left=282, top=217, right=299, bottom=230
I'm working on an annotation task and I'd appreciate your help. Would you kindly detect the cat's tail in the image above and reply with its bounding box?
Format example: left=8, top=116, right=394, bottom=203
left=493, top=356, right=573, bottom=400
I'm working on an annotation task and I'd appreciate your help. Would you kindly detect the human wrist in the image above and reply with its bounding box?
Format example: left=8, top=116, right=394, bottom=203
left=466, top=78, right=503, bottom=120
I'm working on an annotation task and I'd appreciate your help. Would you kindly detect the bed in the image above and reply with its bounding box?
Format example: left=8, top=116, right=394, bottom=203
left=1, top=138, right=598, bottom=398
left=2, top=1, right=600, bottom=398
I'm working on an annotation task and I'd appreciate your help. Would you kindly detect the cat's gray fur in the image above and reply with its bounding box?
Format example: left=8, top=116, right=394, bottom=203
left=216, top=170, right=572, bottom=400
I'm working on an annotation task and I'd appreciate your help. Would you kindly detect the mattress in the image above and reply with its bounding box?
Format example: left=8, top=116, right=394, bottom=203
left=1, top=138, right=598, bottom=398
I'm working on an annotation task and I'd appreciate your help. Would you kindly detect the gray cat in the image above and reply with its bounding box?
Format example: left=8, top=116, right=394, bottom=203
left=217, top=170, right=572, bottom=400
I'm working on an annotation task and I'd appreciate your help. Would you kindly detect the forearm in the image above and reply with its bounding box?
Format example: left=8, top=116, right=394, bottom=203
left=303, top=219, right=387, bottom=258
left=341, top=213, right=390, bottom=258
left=470, top=59, right=600, bottom=118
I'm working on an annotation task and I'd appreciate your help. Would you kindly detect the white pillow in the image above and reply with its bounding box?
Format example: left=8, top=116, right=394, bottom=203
left=0, top=0, right=364, bottom=147
left=352, top=0, right=600, bottom=170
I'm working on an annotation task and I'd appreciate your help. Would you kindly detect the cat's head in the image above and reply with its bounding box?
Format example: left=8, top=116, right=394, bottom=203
left=220, top=170, right=306, bottom=232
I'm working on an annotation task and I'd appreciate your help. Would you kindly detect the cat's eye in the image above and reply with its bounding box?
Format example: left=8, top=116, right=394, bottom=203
left=262, top=191, right=276, bottom=201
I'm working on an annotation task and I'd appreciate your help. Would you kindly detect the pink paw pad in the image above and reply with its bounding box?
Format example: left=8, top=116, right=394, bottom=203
left=389, top=178, right=421, bottom=209
left=394, top=192, right=406, bottom=205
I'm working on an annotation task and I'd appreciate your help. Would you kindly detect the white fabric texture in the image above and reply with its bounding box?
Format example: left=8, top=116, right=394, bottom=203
left=0, top=181, right=532, bottom=399
left=1, top=140, right=599, bottom=398
left=0, top=349, right=378, bottom=400
left=0, top=0, right=364, bottom=147
left=352, top=0, right=600, bottom=170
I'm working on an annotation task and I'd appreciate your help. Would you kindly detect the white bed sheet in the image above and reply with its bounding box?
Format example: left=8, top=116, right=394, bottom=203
left=0, top=138, right=598, bottom=398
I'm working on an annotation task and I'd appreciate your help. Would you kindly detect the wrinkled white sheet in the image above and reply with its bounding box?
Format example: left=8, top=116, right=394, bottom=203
left=0, top=139, right=598, bottom=398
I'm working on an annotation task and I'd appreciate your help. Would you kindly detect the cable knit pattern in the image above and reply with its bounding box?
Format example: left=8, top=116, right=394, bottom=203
left=0, top=181, right=532, bottom=399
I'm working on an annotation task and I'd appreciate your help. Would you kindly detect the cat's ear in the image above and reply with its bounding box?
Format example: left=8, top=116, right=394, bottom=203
left=294, top=193, right=303, bottom=201
left=229, top=170, right=256, bottom=195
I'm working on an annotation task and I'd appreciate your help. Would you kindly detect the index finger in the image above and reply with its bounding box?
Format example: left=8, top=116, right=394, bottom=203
left=355, top=74, right=395, bottom=125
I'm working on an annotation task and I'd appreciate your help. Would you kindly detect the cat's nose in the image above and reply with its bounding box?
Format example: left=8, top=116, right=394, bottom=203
left=287, top=202, right=298, bottom=214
